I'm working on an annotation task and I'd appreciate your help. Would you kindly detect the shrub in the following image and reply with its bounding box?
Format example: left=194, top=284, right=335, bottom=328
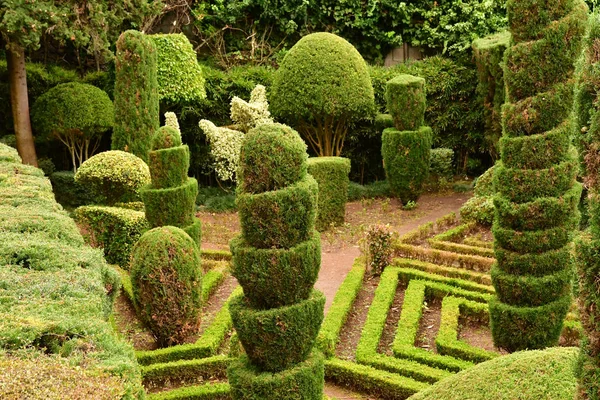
left=31, top=82, right=114, bottom=172
left=49, top=171, right=100, bottom=207
left=429, top=148, right=454, bottom=181
left=489, top=0, right=586, bottom=352
left=271, top=32, right=375, bottom=156
left=149, top=33, right=206, bottom=104
left=130, top=226, right=202, bottom=347
left=460, top=196, right=494, bottom=226
left=74, top=151, right=151, bottom=206
left=307, top=157, right=351, bottom=230
left=366, top=224, right=394, bottom=275
left=112, top=30, right=159, bottom=162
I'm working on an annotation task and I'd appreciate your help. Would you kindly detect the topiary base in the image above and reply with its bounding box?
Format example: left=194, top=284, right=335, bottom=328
left=230, top=289, right=325, bottom=372
left=228, top=349, right=324, bottom=400
left=230, top=232, right=321, bottom=308
left=489, top=295, right=571, bottom=352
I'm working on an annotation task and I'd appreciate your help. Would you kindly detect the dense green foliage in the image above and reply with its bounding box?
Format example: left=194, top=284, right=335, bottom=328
left=130, top=226, right=203, bottom=347
left=112, top=30, right=160, bottom=162
left=271, top=32, right=375, bottom=156
left=229, top=123, right=324, bottom=397
left=149, top=33, right=206, bottom=104
left=429, top=148, right=454, bottom=181
left=0, top=143, right=143, bottom=398
left=460, top=166, right=495, bottom=226
left=74, top=150, right=151, bottom=206
left=307, top=157, right=351, bottom=230
left=472, top=31, right=511, bottom=159
left=408, top=347, right=579, bottom=400
left=141, top=126, right=201, bottom=245
left=490, top=0, right=587, bottom=352
left=385, top=75, right=427, bottom=131
left=30, top=82, right=114, bottom=172
left=49, top=171, right=100, bottom=207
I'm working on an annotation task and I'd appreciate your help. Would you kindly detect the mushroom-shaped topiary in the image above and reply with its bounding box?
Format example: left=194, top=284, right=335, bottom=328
left=130, top=226, right=202, bottom=347
left=75, top=150, right=150, bottom=205
left=271, top=32, right=375, bottom=156
left=31, top=82, right=114, bottom=172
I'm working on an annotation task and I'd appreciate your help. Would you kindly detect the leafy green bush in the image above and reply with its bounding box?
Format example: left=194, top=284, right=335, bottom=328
left=31, top=82, right=114, bottom=172
left=130, top=226, right=203, bottom=347
left=49, top=171, right=100, bottom=207
left=271, top=32, right=375, bottom=156
left=366, top=224, right=394, bottom=275
left=74, top=150, right=151, bottom=206
left=112, top=30, right=159, bottom=162
left=307, top=157, right=351, bottom=230
left=429, top=148, right=454, bottom=181
left=490, top=0, right=587, bottom=352
left=460, top=196, right=494, bottom=226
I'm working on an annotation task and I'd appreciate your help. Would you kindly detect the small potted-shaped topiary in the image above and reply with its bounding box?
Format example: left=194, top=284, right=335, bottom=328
left=228, top=123, right=325, bottom=399
left=141, top=126, right=201, bottom=245
left=381, top=75, right=433, bottom=205
left=130, top=226, right=202, bottom=346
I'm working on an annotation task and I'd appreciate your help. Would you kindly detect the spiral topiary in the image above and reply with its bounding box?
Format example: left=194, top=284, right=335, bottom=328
left=140, top=125, right=201, bottom=245
left=489, top=0, right=587, bottom=352
left=381, top=74, right=433, bottom=205
left=228, top=123, right=325, bottom=399
left=130, top=226, right=202, bottom=347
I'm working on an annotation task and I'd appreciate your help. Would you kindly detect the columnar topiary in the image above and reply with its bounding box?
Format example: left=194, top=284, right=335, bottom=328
left=381, top=75, right=432, bottom=205
left=112, top=30, right=159, bottom=162
left=574, top=13, right=600, bottom=400
left=140, top=126, right=201, bottom=245
left=130, top=226, right=202, bottom=347
left=307, top=157, right=351, bottom=231
left=228, top=123, right=325, bottom=399
left=489, top=0, right=587, bottom=352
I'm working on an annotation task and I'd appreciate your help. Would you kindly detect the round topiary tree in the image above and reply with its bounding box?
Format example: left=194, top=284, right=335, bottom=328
left=381, top=74, right=433, bottom=205
left=271, top=32, right=375, bottom=157
left=74, top=150, right=150, bottom=205
left=228, top=123, right=325, bottom=399
left=140, top=126, right=201, bottom=245
left=31, top=82, right=114, bottom=172
left=130, top=226, right=202, bottom=347
left=112, top=30, right=159, bottom=163
left=489, top=0, right=587, bottom=352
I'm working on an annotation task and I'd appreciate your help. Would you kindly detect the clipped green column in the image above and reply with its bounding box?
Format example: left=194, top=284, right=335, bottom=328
left=112, top=30, right=159, bottom=162
left=140, top=126, right=201, bottom=245
left=381, top=75, right=432, bottom=205
left=490, top=0, right=587, bottom=352
left=307, top=156, right=351, bottom=231
left=228, top=123, right=324, bottom=400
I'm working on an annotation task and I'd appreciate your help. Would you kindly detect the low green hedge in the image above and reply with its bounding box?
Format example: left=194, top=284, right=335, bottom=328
left=147, top=382, right=231, bottom=400
left=142, top=355, right=230, bottom=388
left=307, top=156, right=351, bottom=230
left=230, top=232, right=321, bottom=308
left=392, top=258, right=492, bottom=286
left=236, top=175, right=318, bottom=249
left=229, top=290, right=325, bottom=372
left=74, top=205, right=149, bottom=267
left=228, top=350, right=324, bottom=400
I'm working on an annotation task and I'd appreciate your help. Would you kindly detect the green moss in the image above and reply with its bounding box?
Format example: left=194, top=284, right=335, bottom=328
left=307, top=157, right=351, bottom=230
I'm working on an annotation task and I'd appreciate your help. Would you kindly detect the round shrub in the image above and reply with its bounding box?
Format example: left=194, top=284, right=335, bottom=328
left=130, top=226, right=202, bottom=347
left=31, top=82, right=114, bottom=172
left=460, top=196, right=494, bottom=226
left=307, top=157, right=351, bottom=231
left=229, top=290, right=325, bottom=372
left=230, top=232, right=321, bottom=309
left=473, top=165, right=495, bottom=197
left=238, top=123, right=308, bottom=194
left=151, top=126, right=182, bottom=150
left=271, top=32, right=375, bottom=156
left=75, top=150, right=151, bottom=205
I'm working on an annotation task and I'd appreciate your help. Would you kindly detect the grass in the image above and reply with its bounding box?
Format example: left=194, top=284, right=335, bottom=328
left=408, top=347, right=579, bottom=400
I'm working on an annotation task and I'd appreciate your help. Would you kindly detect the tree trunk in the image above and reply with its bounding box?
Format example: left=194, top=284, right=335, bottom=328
left=7, top=47, right=38, bottom=166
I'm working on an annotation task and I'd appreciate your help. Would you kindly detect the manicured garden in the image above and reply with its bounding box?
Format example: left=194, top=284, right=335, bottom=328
left=2, top=0, right=600, bottom=399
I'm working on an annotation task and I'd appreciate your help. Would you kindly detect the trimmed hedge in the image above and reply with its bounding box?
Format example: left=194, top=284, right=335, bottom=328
left=74, top=205, right=149, bottom=267
left=307, top=157, right=351, bottom=230
left=228, top=350, right=324, bottom=400
left=385, top=75, right=427, bottom=132
left=142, top=355, right=229, bottom=389
left=49, top=171, right=100, bottom=207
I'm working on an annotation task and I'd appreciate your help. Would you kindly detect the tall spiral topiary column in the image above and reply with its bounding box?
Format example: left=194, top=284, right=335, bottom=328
left=227, top=123, right=325, bottom=399
left=381, top=75, right=432, bottom=205
left=490, top=0, right=587, bottom=352
left=140, top=126, right=201, bottom=245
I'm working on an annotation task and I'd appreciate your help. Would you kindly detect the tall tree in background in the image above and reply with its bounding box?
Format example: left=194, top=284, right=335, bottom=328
left=0, top=0, right=160, bottom=166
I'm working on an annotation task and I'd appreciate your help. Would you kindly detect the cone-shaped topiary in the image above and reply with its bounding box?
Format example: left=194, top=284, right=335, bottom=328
left=381, top=74, right=432, bottom=205
left=141, top=126, right=201, bottom=245
left=130, top=226, right=202, bottom=347
left=490, top=0, right=587, bottom=352
left=574, top=13, right=600, bottom=400
left=228, top=123, right=325, bottom=399
left=112, top=30, right=159, bottom=162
